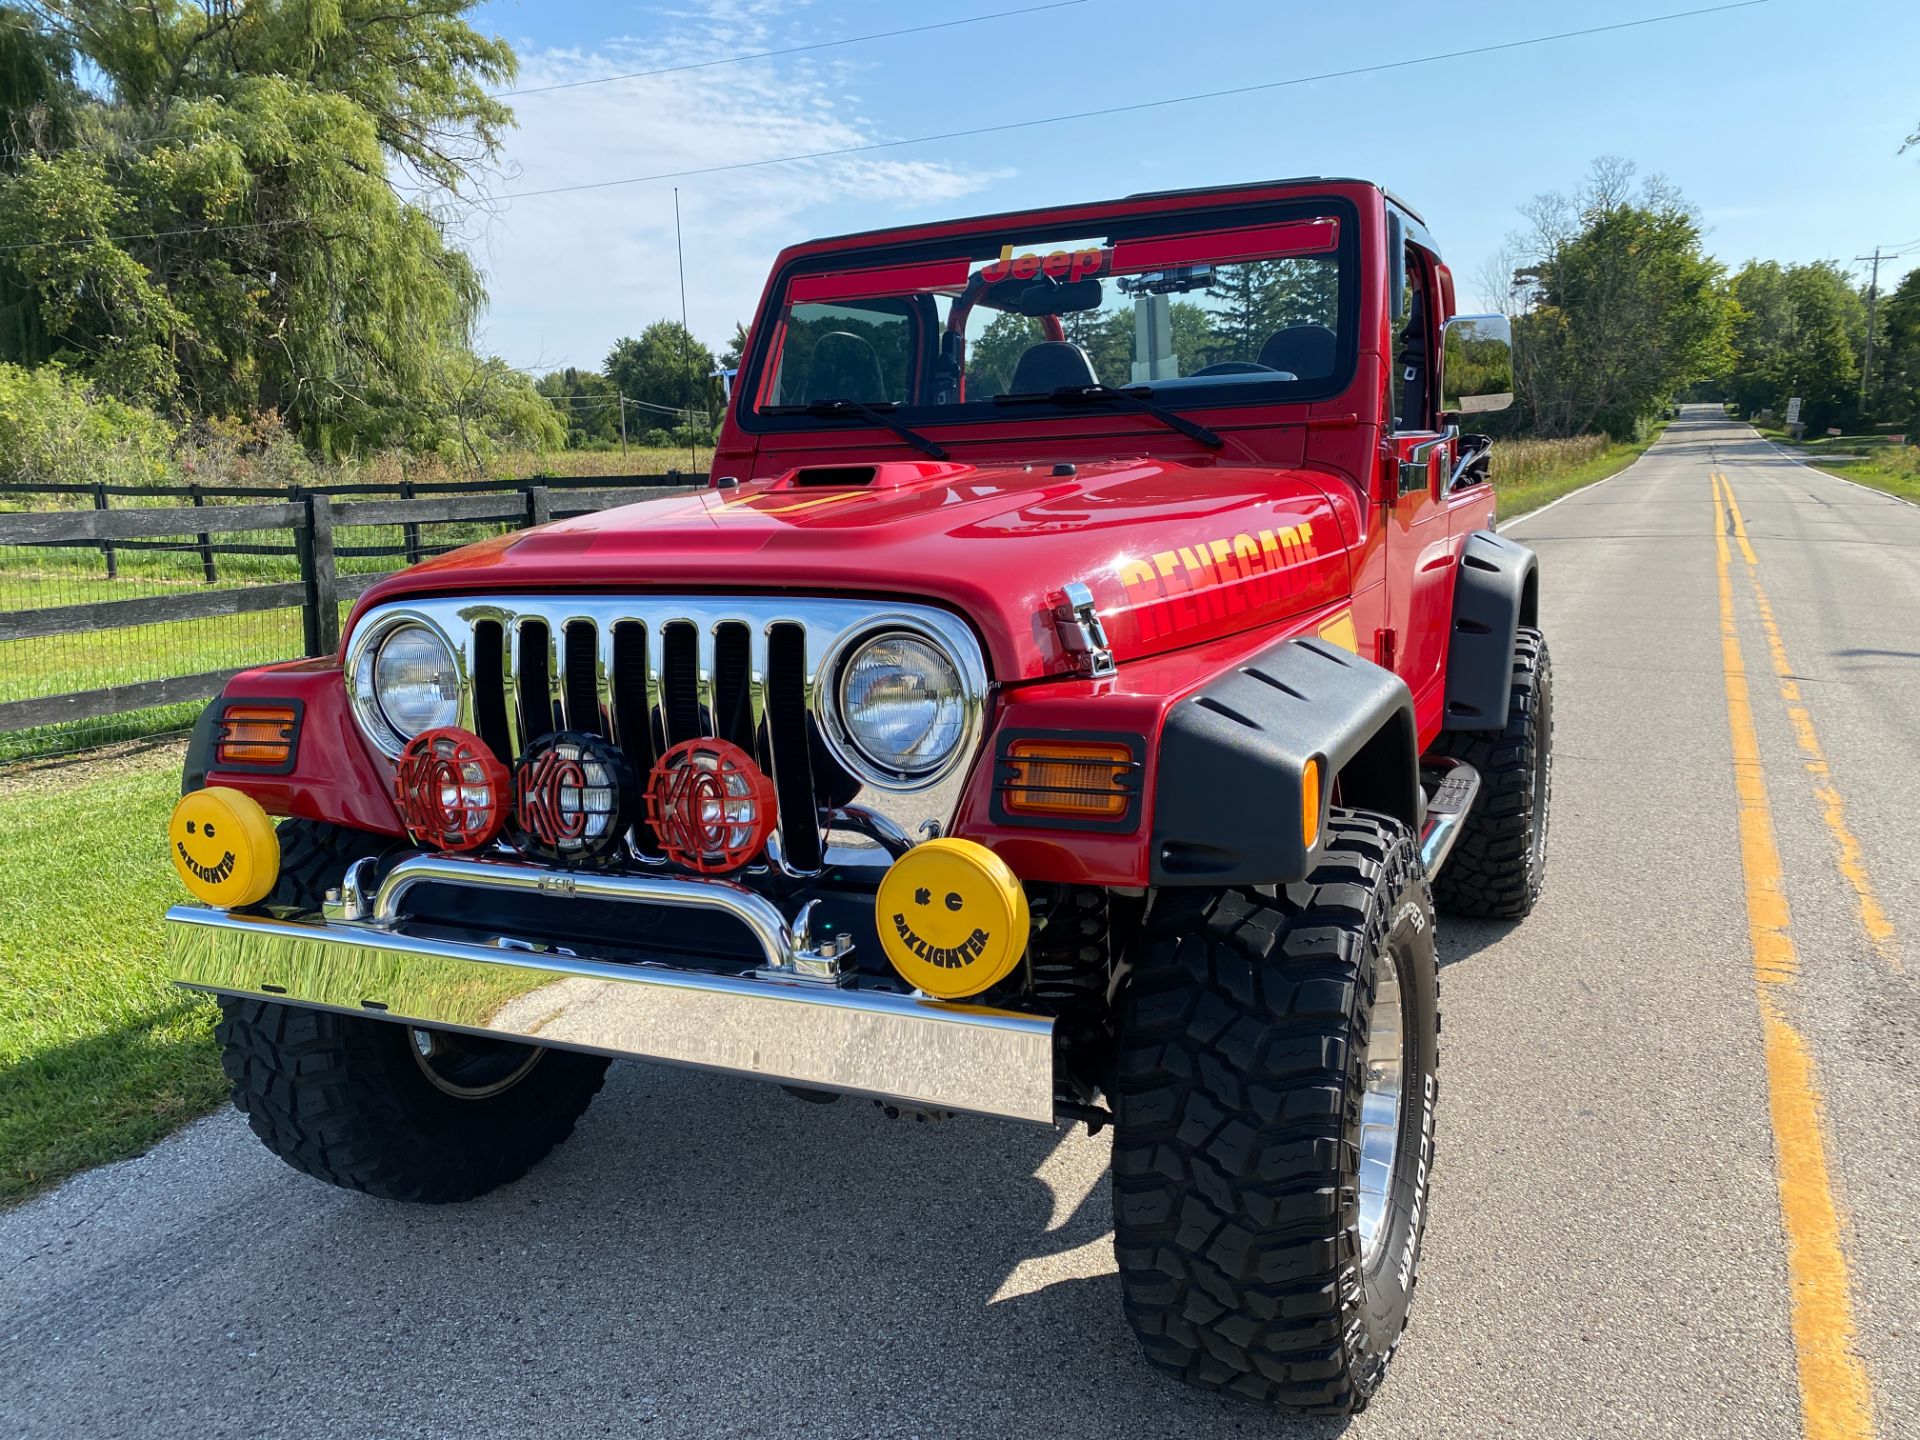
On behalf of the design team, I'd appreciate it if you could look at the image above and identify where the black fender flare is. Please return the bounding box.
[1149,637,1420,886]
[1442,529,1538,731]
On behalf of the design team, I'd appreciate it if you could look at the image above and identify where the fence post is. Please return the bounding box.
[525,485,551,527]
[299,493,341,657]
[189,482,218,583]
[401,477,422,565]
[92,482,117,579]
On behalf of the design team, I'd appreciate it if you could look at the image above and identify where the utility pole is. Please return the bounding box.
[1857,246,1889,413]
[618,394,628,462]
[674,187,698,472]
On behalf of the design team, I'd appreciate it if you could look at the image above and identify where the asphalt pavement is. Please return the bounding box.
[3,408,1915,1438]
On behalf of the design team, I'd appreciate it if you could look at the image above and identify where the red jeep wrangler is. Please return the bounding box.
[166,176,1549,1414]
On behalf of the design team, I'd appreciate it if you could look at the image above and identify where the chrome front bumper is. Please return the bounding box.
[166,858,1056,1124]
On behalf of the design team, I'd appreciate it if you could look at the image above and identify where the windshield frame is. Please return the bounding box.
[735,193,1362,439]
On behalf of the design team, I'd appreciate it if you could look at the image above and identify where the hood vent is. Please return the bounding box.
[791,465,878,487]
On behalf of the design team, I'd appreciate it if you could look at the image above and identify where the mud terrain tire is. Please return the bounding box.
[215,820,609,1203]
[1111,813,1440,1414]
[1428,627,1553,918]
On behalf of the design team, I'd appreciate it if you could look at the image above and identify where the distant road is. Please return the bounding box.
[2,407,1915,1438]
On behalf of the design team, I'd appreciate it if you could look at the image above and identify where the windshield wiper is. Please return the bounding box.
[994,384,1224,450]
[768,398,949,460]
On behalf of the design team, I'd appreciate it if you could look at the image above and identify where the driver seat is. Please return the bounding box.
[805,331,886,404]
[1008,341,1099,394]
[1256,323,1337,380]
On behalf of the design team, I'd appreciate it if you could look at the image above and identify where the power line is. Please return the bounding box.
[0,214,308,254]
[491,0,1091,98]
[489,1,1771,203]
[0,1,1770,256]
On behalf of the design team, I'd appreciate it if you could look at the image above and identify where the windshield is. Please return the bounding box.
[748,209,1350,424]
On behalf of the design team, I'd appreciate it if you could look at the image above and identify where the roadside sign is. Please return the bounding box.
[1785,397,1803,424]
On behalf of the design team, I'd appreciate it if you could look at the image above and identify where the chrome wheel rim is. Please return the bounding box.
[409,1028,544,1100]
[1357,948,1406,1265]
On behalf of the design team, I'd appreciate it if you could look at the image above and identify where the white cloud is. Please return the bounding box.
[464,1,996,372]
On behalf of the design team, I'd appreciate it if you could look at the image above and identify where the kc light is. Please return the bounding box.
[393,727,510,852]
[645,738,778,873]
[836,631,967,783]
[353,619,460,754]
[509,731,637,868]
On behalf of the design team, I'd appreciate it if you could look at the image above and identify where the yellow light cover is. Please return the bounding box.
[1301,757,1322,851]
[875,838,1030,999]
[168,786,281,907]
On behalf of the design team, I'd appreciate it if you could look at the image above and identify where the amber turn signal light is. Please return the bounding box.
[1301,756,1322,851]
[1001,738,1137,820]
[215,704,297,768]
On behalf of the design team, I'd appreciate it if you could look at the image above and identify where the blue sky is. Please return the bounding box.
[464,0,1920,372]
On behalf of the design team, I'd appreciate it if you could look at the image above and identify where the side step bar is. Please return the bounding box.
[1418,759,1482,878]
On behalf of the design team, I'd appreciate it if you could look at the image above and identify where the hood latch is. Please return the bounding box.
[1053,581,1116,678]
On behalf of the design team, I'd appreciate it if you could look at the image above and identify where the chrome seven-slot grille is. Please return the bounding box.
[346,596,989,873]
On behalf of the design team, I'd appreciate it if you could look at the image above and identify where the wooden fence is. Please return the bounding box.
[0,478,700,739]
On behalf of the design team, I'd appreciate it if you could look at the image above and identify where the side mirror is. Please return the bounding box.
[1441,314,1514,414]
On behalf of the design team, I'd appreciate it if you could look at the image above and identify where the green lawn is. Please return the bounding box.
[1493,423,1671,521]
[0,747,227,1200]
[1755,427,1920,503]
[0,743,593,1202]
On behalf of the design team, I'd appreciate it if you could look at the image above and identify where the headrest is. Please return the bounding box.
[1256,323,1338,380]
[1007,341,1099,395]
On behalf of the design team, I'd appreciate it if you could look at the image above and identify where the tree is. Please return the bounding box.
[536,367,619,447]
[605,321,716,423]
[966,312,1042,396]
[1870,268,1920,434]
[416,351,562,465]
[1725,260,1864,432]
[1504,158,1733,436]
[0,1,519,457]
[717,321,750,372]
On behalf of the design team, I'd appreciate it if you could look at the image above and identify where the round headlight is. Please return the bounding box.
[371,624,459,740]
[837,632,966,780]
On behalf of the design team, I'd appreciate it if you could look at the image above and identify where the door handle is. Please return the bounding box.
[1397,426,1459,497]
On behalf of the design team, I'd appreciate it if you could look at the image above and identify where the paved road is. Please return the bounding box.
[4,409,1915,1439]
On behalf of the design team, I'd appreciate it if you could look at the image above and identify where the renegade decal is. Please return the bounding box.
[1317,609,1360,654]
[1117,522,1318,640]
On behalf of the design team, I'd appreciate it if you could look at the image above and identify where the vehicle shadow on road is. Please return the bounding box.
[60,1062,1357,1438]
[1435,915,1520,971]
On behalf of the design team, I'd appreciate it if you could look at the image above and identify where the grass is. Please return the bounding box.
[0,514,534,761]
[0,742,603,1203]
[1491,424,1670,521]
[0,745,227,1201]
[1754,425,1920,504]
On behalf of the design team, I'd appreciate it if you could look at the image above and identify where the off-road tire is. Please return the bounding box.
[215,820,610,1203]
[265,817,390,912]
[1427,627,1553,918]
[1111,813,1440,1414]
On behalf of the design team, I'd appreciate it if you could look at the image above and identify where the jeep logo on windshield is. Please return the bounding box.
[979,245,1110,285]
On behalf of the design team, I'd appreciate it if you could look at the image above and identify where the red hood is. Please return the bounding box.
[353,459,1357,681]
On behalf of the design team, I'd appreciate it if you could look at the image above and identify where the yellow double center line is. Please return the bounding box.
[1715,472,1898,969]
[1710,471,1877,1439]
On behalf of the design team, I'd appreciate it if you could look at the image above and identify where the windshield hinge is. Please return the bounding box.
[1053,581,1116,678]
